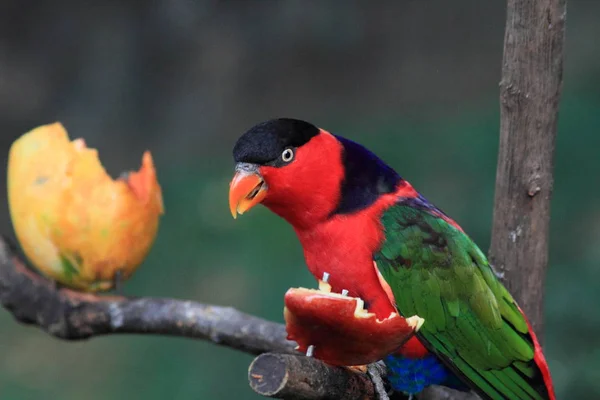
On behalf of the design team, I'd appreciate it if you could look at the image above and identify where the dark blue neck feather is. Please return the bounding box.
[330,135,402,216]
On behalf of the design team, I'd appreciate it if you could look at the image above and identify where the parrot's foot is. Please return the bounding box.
[367,361,392,400]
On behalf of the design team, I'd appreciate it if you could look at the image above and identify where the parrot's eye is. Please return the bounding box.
[281,148,295,163]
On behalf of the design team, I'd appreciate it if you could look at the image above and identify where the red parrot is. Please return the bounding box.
[228,118,555,399]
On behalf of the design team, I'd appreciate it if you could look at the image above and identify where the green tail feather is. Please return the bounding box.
[375,201,551,399]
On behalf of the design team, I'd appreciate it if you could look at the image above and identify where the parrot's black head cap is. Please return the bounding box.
[233,118,319,164]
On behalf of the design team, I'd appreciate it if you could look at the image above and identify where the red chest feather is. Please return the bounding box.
[293,183,417,321]
[297,212,395,318]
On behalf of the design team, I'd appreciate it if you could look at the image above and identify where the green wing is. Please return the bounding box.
[375,202,550,400]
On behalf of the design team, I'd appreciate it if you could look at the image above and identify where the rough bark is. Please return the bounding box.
[0,237,295,355]
[249,353,377,400]
[489,0,567,339]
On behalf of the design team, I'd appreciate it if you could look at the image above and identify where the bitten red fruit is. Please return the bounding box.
[284,287,423,366]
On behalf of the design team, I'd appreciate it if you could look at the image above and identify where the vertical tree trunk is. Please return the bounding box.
[420,1,568,399]
[488,0,567,342]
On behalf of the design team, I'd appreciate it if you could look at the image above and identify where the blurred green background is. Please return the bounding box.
[0,1,598,399]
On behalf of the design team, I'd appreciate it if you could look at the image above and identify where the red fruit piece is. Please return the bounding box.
[284,285,424,366]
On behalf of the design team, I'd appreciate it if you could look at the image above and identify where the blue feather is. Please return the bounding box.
[384,354,470,395]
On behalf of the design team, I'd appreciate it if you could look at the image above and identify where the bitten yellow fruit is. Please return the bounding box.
[7,122,164,291]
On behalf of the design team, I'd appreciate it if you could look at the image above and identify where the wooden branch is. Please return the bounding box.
[489,0,567,339]
[0,236,295,355]
[249,353,377,400]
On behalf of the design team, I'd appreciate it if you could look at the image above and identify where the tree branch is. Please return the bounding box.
[0,236,294,354]
[489,0,567,339]
[249,353,377,400]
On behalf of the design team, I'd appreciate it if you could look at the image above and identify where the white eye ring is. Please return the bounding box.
[281,148,294,162]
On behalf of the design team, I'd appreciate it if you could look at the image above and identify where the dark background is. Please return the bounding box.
[0,2,598,399]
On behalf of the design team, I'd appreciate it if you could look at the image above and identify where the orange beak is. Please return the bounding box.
[229,163,268,219]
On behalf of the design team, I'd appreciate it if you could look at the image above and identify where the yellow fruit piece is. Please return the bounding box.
[7,122,164,291]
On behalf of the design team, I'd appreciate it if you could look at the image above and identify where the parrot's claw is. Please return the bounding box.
[341,289,349,296]
[367,361,391,400]
[306,345,315,357]
[322,272,330,283]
